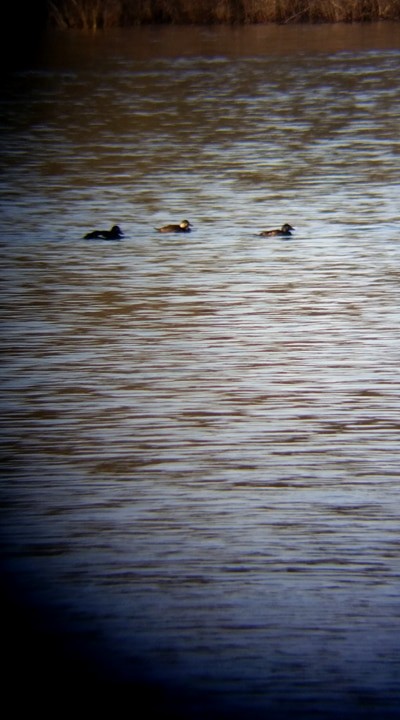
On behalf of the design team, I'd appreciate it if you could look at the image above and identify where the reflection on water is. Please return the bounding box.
[1,24,400,718]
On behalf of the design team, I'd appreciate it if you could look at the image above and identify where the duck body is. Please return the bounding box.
[84,225,124,240]
[156,219,192,233]
[259,223,295,237]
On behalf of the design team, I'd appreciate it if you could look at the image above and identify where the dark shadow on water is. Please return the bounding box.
[2,549,400,720]
[0,567,234,719]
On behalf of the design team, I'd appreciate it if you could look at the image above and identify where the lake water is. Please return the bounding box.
[1,22,400,718]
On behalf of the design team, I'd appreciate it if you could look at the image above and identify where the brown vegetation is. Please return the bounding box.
[47,0,400,29]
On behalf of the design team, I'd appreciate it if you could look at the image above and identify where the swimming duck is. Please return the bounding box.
[84,225,124,240]
[259,223,295,237]
[156,219,192,233]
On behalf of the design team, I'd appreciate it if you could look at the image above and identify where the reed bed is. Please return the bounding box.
[47,0,400,28]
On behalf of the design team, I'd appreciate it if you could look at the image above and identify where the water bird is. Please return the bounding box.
[156,219,192,233]
[259,223,295,237]
[83,225,124,240]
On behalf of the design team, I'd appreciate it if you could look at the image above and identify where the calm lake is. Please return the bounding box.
[1,22,400,718]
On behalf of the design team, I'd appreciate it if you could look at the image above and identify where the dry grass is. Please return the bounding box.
[48,0,122,29]
[47,0,400,28]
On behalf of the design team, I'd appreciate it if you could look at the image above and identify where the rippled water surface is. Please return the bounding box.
[1,24,400,718]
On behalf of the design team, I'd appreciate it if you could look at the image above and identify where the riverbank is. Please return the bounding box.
[47,0,400,30]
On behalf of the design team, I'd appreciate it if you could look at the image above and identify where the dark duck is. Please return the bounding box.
[84,225,124,240]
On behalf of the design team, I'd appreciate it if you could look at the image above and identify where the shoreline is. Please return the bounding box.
[46,1,400,30]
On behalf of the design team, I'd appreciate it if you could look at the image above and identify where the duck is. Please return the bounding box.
[84,225,124,240]
[156,219,192,233]
[259,223,295,237]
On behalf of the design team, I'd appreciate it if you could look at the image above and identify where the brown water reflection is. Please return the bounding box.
[1,23,400,719]
[38,22,400,62]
